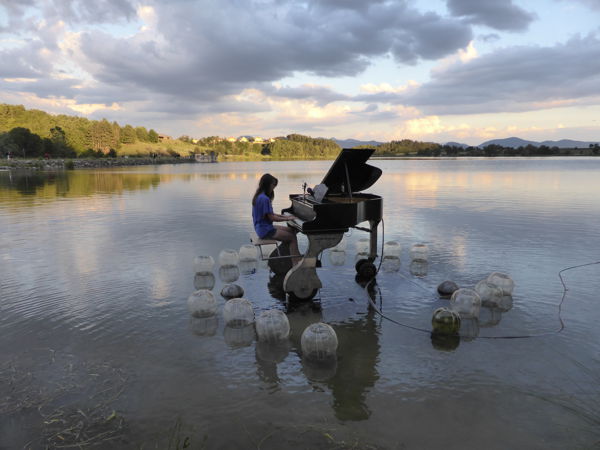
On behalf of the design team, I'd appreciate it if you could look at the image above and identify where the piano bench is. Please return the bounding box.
[249,232,280,261]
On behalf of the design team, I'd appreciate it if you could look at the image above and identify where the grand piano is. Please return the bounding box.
[273,148,383,300]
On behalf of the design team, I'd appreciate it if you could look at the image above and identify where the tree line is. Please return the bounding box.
[0,104,159,158]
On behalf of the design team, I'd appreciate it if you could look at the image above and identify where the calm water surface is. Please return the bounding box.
[1,158,599,449]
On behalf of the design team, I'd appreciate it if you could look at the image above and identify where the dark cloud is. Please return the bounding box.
[74,0,472,106]
[263,84,349,105]
[360,34,600,114]
[447,0,536,31]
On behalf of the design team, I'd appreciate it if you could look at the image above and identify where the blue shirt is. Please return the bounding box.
[253,193,276,239]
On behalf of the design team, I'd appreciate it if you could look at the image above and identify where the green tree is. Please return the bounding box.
[148,129,159,143]
[121,125,137,144]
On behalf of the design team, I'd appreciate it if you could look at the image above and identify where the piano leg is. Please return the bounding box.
[368,219,380,260]
[283,232,344,300]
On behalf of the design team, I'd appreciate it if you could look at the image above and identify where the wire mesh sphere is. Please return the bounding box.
[301,322,338,361]
[410,243,429,261]
[219,264,240,283]
[449,288,482,318]
[382,256,401,272]
[332,236,347,252]
[475,280,503,307]
[189,316,218,336]
[223,297,255,327]
[187,289,217,318]
[329,250,346,266]
[193,255,215,273]
[239,259,258,275]
[239,244,258,262]
[218,249,240,267]
[255,309,290,342]
[486,272,515,295]
[497,295,514,313]
[224,323,255,348]
[431,307,461,335]
[355,238,370,255]
[409,259,428,277]
[193,272,215,290]
[383,241,401,258]
[221,283,244,300]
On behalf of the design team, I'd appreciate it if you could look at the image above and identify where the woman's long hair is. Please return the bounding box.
[252,173,278,205]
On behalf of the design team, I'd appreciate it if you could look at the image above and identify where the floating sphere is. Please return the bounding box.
[223,297,254,327]
[459,317,480,341]
[221,283,244,299]
[255,309,290,342]
[193,272,215,290]
[218,249,240,267]
[239,244,258,262]
[409,259,428,277]
[219,264,240,283]
[410,243,429,261]
[497,295,514,313]
[189,316,218,336]
[329,250,346,266]
[431,307,461,335]
[381,256,401,272]
[450,288,481,318]
[332,236,347,252]
[437,280,459,298]
[383,241,401,258]
[301,322,338,361]
[224,323,255,348]
[239,259,257,275]
[193,255,214,273]
[355,238,370,255]
[487,272,514,295]
[479,306,502,328]
[475,280,503,307]
[187,289,217,318]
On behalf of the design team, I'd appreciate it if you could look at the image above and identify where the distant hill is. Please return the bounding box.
[444,141,470,148]
[478,136,598,148]
[539,139,597,148]
[333,138,383,148]
[479,137,538,148]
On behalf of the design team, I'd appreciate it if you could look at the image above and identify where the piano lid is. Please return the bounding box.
[321,148,382,194]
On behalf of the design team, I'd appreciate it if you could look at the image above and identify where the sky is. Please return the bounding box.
[1,0,600,145]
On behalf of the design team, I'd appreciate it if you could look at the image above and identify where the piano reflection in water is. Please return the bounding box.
[268,148,383,300]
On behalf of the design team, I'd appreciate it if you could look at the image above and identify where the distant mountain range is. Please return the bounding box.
[333,138,383,148]
[334,136,598,149]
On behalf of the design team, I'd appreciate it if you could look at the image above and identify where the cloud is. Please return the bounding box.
[364,34,600,115]
[447,0,536,31]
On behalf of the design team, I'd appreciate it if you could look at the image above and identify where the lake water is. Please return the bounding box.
[1,158,599,449]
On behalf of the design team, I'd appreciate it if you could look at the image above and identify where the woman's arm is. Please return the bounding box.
[267,212,296,222]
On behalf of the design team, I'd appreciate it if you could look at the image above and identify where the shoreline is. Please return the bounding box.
[0,157,200,171]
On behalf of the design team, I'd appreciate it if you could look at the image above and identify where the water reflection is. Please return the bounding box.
[255,340,291,384]
[224,323,255,348]
[326,310,380,421]
[193,272,216,290]
[189,316,218,337]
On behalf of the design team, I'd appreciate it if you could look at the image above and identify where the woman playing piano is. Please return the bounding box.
[252,173,301,264]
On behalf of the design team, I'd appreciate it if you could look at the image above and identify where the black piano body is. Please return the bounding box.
[274,148,383,299]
